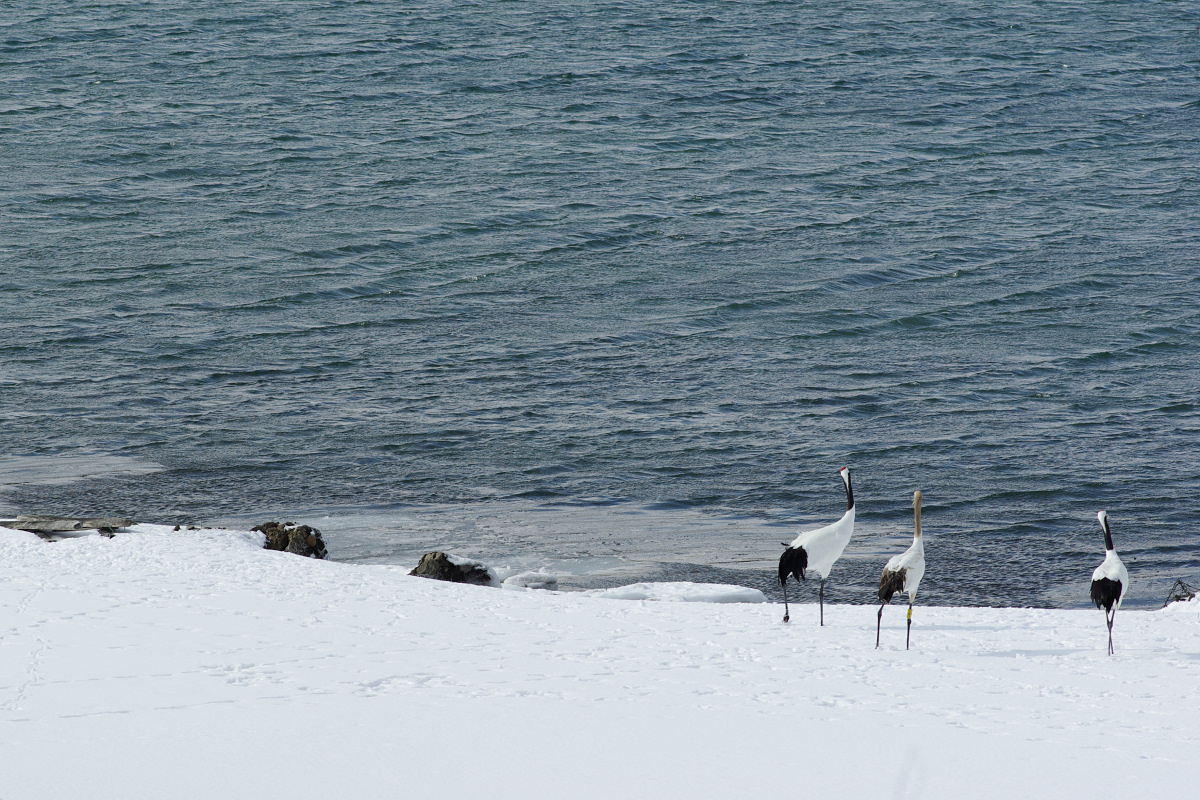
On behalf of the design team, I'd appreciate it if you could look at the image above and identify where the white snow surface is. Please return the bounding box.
[2,524,1199,799]
[1161,592,1200,613]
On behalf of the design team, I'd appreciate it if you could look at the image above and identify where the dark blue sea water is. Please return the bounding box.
[3,0,1198,608]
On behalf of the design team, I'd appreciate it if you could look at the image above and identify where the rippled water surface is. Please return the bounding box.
[3,0,1198,607]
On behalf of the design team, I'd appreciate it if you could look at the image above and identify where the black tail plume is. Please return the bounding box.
[878,569,905,605]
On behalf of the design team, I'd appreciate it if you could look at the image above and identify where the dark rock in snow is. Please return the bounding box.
[254,522,291,551]
[410,551,495,585]
[252,522,328,559]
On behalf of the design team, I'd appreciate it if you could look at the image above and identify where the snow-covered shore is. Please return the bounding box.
[2,524,1197,798]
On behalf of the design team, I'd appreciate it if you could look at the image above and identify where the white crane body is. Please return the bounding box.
[1090,510,1128,655]
[1091,551,1128,608]
[882,537,925,602]
[877,490,925,650]
[787,506,855,580]
[778,467,855,625]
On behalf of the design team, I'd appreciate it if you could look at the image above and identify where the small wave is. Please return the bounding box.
[831,264,957,291]
[296,240,412,260]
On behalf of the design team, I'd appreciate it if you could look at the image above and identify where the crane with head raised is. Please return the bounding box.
[778,466,855,625]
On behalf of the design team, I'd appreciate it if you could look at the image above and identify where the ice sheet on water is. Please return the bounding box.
[0,454,163,491]
[501,569,559,590]
[583,582,767,603]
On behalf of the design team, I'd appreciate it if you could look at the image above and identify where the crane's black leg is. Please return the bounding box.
[1106,609,1114,655]
[819,580,825,627]
[876,604,884,649]
[906,601,912,650]
[782,579,790,624]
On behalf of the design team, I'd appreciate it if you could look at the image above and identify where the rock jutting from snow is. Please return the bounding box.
[409,551,495,585]
[251,522,328,559]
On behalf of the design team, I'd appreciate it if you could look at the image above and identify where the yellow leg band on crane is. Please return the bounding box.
[907,607,913,620]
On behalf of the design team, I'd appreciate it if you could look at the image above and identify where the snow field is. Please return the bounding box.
[1,525,1197,798]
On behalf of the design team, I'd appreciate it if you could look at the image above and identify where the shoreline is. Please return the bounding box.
[6,514,1176,610]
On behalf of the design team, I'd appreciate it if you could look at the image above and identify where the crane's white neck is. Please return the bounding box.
[913,490,923,539]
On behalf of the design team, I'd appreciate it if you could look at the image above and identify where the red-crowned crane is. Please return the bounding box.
[778,467,855,624]
[1090,510,1129,656]
[876,490,925,650]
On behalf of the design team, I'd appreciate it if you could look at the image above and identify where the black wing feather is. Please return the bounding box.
[778,546,808,586]
[878,568,906,604]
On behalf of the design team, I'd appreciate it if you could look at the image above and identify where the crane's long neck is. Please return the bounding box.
[914,499,922,539]
[1102,519,1114,552]
[842,469,854,511]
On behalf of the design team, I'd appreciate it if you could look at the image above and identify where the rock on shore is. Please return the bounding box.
[252,522,328,559]
[409,551,495,585]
